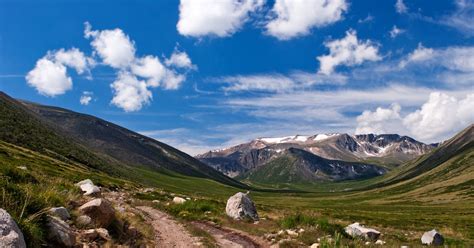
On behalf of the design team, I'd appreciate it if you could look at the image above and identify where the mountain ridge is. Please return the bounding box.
[197,132,436,179]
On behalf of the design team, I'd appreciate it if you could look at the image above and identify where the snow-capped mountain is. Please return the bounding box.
[196,133,436,178]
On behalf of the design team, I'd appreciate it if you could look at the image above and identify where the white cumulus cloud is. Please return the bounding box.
[26,58,72,96]
[177,0,264,37]
[26,48,93,96]
[80,91,93,105]
[165,50,196,70]
[131,55,167,88]
[53,48,94,74]
[85,22,136,69]
[265,0,348,40]
[403,92,474,141]
[355,103,405,135]
[110,72,152,112]
[356,92,474,142]
[317,30,381,75]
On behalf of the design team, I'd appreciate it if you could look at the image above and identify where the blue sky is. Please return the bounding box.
[1,0,473,155]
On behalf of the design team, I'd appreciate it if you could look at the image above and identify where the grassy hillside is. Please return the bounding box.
[0,92,246,188]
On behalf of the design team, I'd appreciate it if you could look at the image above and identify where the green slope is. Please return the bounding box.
[239,148,385,187]
[0,91,246,188]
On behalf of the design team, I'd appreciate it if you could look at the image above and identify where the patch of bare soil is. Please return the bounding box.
[191,221,271,248]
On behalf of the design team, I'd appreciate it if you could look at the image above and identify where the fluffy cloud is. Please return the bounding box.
[26,48,93,96]
[177,0,264,37]
[85,22,136,69]
[131,56,167,87]
[165,50,196,70]
[265,0,348,40]
[355,104,405,135]
[317,30,381,75]
[395,0,408,14]
[389,25,405,38]
[80,91,93,105]
[110,72,152,112]
[26,58,72,96]
[83,23,194,111]
[53,48,94,74]
[403,92,474,141]
[356,92,474,142]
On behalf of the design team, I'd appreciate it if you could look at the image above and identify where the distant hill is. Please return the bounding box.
[0,91,246,188]
[197,133,435,179]
[239,147,386,185]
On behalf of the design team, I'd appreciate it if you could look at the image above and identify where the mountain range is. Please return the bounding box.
[197,133,437,184]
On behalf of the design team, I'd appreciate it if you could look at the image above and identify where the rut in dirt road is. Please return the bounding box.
[191,221,270,248]
[137,206,202,248]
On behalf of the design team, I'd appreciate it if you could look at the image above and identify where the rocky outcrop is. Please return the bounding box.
[46,216,76,247]
[172,197,186,204]
[421,229,444,246]
[0,209,26,248]
[75,179,100,196]
[344,222,380,241]
[78,198,115,228]
[225,192,259,221]
[49,207,70,221]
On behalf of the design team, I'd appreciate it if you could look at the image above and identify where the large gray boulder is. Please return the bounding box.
[78,198,115,228]
[75,179,100,196]
[49,207,70,221]
[225,192,259,221]
[344,222,380,241]
[46,216,76,247]
[421,229,444,246]
[0,209,26,248]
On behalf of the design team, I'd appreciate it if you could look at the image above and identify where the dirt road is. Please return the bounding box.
[137,206,202,248]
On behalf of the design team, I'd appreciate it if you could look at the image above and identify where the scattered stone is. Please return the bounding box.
[0,208,26,248]
[82,228,110,241]
[286,229,298,237]
[278,238,292,245]
[142,188,154,193]
[365,241,371,245]
[75,179,100,196]
[186,197,191,200]
[310,243,320,248]
[78,198,115,228]
[298,228,305,233]
[277,230,285,236]
[152,200,160,204]
[46,216,76,247]
[400,246,409,248]
[375,239,386,245]
[421,229,444,246]
[49,207,70,221]
[344,222,380,241]
[264,233,277,241]
[17,166,27,171]
[172,197,186,204]
[225,192,259,221]
[76,215,92,227]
